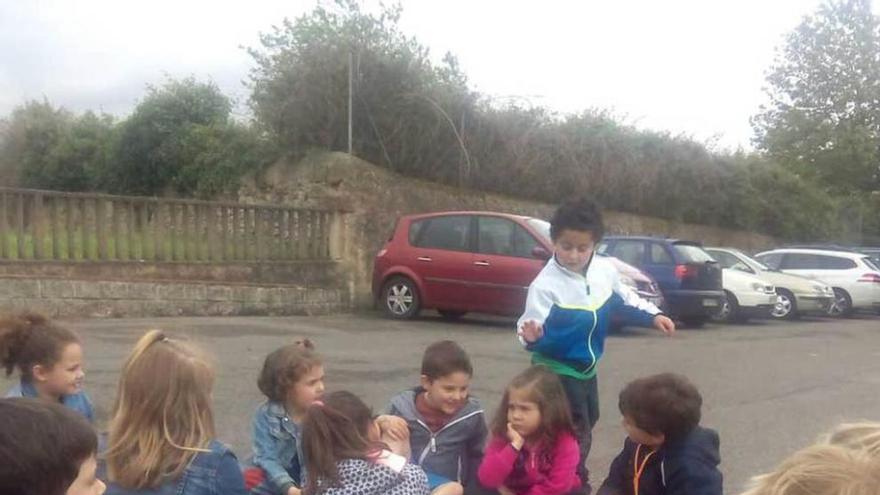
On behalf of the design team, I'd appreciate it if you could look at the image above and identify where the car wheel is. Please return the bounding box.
[438,310,466,320]
[381,276,421,319]
[827,288,853,318]
[680,316,707,328]
[771,289,798,320]
[712,291,740,323]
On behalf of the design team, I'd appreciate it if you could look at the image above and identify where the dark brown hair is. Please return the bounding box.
[258,339,322,402]
[549,196,604,242]
[619,373,702,442]
[0,312,80,379]
[421,340,473,381]
[0,397,98,495]
[491,366,575,447]
[301,391,384,495]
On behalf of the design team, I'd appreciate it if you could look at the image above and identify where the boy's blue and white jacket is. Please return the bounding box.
[517,255,661,379]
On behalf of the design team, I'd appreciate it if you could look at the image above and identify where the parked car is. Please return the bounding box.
[597,236,724,327]
[705,247,834,319]
[711,268,777,323]
[372,212,663,319]
[753,248,880,316]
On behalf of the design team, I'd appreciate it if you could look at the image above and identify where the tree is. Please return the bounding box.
[0,100,113,191]
[247,0,476,184]
[752,0,880,193]
[107,77,232,195]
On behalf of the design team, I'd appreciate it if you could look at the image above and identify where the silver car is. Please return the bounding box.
[705,247,834,319]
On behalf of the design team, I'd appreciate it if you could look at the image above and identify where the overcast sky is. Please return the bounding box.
[0,0,850,150]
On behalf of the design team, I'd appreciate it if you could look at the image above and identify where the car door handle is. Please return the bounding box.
[474,261,490,266]
[417,256,432,262]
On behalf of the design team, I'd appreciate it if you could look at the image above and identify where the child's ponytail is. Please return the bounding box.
[0,312,78,378]
[301,391,383,495]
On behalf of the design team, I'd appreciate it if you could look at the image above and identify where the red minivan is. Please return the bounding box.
[372,211,663,319]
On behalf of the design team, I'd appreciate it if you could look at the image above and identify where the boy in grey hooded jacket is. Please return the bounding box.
[384,341,488,493]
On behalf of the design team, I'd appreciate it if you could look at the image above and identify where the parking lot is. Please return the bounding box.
[3,311,879,493]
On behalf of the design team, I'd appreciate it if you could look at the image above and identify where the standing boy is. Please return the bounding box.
[518,197,675,487]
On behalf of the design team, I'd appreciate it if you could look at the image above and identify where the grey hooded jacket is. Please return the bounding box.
[386,388,488,486]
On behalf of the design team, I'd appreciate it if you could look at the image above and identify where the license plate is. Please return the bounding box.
[703,298,719,307]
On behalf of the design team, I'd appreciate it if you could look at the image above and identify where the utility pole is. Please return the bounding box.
[348,51,353,155]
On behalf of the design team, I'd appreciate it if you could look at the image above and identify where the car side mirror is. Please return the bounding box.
[532,246,552,260]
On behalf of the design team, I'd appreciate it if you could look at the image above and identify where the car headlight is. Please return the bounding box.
[751,282,769,293]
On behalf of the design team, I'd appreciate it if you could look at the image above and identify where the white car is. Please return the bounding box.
[754,248,880,316]
[711,268,777,322]
[706,247,835,319]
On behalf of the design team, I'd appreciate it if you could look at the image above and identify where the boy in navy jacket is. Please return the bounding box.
[598,373,722,495]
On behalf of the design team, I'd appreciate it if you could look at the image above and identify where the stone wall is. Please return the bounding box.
[239,152,782,307]
[0,276,347,318]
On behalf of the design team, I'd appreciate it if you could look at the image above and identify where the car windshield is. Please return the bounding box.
[735,250,771,270]
[527,218,552,243]
[673,243,714,262]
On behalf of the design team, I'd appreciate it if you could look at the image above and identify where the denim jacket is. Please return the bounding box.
[104,440,248,495]
[5,379,95,423]
[251,401,304,494]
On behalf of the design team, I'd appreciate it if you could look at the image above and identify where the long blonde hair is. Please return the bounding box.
[741,421,880,495]
[104,330,215,489]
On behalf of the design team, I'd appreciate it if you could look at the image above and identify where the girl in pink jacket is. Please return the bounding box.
[477,366,581,495]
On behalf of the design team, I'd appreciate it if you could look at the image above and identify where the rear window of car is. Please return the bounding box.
[863,257,880,271]
[672,243,714,263]
[781,253,857,270]
[410,215,471,251]
[408,219,427,245]
[821,255,857,269]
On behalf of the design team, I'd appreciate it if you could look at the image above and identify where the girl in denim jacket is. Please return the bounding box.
[1,312,95,422]
[302,391,429,495]
[102,330,247,495]
[247,340,325,495]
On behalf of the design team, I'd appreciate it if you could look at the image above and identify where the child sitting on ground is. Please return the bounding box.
[1,312,94,422]
[740,421,880,495]
[477,365,581,495]
[597,373,722,495]
[0,397,104,495]
[385,341,487,495]
[302,390,430,495]
[102,329,247,495]
[249,340,325,495]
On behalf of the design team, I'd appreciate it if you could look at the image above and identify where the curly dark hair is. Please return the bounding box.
[619,373,702,442]
[549,196,605,242]
[0,312,79,379]
[257,339,322,402]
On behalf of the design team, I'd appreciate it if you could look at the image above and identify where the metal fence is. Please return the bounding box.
[0,187,341,262]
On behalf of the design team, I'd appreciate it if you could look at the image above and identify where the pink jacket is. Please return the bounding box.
[477,432,581,495]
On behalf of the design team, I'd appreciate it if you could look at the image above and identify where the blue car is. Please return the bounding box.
[598,236,724,327]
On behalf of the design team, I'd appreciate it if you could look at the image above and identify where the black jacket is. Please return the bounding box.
[597,426,722,495]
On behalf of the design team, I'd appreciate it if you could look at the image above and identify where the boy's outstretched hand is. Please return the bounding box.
[519,319,544,343]
[653,314,676,335]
